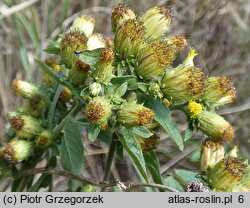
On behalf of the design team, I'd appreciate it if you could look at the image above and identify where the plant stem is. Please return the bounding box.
[22,168,178,192]
[102,135,117,184]
[53,102,81,137]
[48,84,63,128]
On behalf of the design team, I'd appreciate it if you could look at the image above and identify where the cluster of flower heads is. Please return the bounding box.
[0,3,248,192]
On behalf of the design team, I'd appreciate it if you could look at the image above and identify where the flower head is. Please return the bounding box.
[161,66,205,103]
[135,36,187,80]
[61,30,88,68]
[85,96,112,125]
[114,18,145,59]
[187,101,203,119]
[69,59,90,85]
[12,80,40,100]
[207,156,246,191]
[7,112,43,139]
[198,110,235,143]
[35,130,53,149]
[87,33,106,50]
[0,139,34,163]
[117,103,154,127]
[202,76,236,108]
[92,48,115,84]
[200,138,225,172]
[44,58,61,83]
[59,87,72,103]
[185,180,211,192]
[111,3,136,32]
[69,15,95,37]
[142,4,173,42]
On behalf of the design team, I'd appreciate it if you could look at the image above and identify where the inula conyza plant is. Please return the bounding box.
[0,3,249,192]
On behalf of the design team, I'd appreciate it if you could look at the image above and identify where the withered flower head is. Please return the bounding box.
[136,135,160,152]
[185,180,211,192]
[59,87,72,103]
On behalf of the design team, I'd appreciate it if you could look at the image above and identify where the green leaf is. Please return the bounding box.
[174,169,198,186]
[144,97,184,151]
[113,82,128,97]
[75,48,102,66]
[44,46,61,54]
[61,121,84,174]
[87,123,101,142]
[28,174,52,192]
[116,140,124,160]
[143,151,163,184]
[117,63,127,76]
[131,126,153,138]
[120,127,148,182]
[184,124,193,141]
[164,176,184,192]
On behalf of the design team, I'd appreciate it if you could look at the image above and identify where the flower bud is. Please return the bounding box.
[197,110,235,143]
[187,101,203,119]
[0,139,34,163]
[89,82,102,97]
[202,76,236,108]
[69,15,95,37]
[185,180,211,192]
[111,3,136,32]
[161,66,205,103]
[117,103,154,127]
[142,4,173,42]
[136,135,160,152]
[7,112,43,138]
[35,130,53,149]
[85,96,112,125]
[148,82,163,98]
[135,36,187,80]
[69,59,90,85]
[92,48,114,84]
[87,33,106,50]
[59,87,72,103]
[12,80,40,100]
[44,58,61,83]
[207,156,246,191]
[200,138,225,172]
[114,18,145,59]
[61,30,88,68]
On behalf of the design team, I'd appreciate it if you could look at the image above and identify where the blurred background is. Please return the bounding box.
[0,0,250,190]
